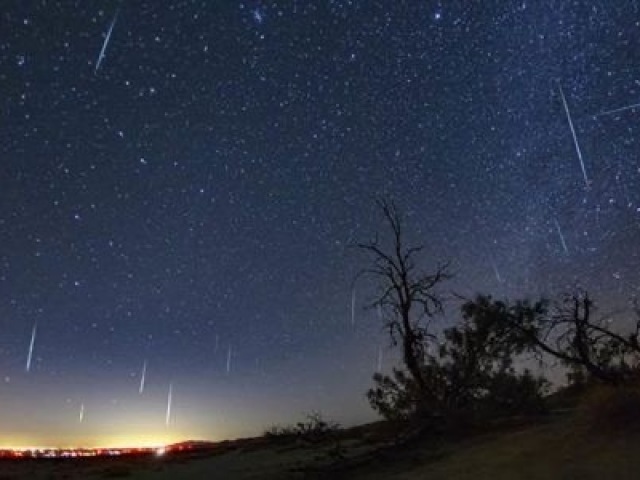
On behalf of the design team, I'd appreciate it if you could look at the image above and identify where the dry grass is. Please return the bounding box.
[342,409,640,480]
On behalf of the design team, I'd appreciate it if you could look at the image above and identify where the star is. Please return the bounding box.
[252,8,264,24]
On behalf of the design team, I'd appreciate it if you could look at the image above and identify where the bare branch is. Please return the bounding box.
[355,198,451,395]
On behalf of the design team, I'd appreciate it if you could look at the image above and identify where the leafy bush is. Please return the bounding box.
[479,369,549,416]
[367,297,550,425]
[367,369,421,422]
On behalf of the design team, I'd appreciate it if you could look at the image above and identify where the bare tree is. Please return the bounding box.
[357,199,450,399]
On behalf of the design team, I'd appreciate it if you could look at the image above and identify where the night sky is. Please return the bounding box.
[2,0,640,447]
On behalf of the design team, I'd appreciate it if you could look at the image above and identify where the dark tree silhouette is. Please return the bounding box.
[367,294,549,422]
[357,199,450,404]
[467,293,640,385]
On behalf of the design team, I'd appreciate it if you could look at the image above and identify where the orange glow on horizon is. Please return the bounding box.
[0,430,215,450]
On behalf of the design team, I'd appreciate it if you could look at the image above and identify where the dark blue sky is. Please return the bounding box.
[1,0,640,446]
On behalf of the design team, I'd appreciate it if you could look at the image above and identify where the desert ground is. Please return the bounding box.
[2,408,639,480]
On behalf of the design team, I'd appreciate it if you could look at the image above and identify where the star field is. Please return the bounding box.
[1,1,640,446]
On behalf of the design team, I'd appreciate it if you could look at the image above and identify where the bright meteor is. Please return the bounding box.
[166,383,173,427]
[593,101,640,118]
[25,323,37,373]
[558,83,589,188]
[95,9,119,73]
[139,360,147,394]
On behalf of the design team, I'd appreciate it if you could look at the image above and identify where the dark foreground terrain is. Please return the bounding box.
[2,411,638,480]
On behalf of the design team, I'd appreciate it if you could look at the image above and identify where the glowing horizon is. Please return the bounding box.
[0,432,200,450]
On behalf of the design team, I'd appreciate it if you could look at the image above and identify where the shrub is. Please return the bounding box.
[480,369,550,416]
[366,369,421,422]
[263,412,340,444]
[263,424,297,438]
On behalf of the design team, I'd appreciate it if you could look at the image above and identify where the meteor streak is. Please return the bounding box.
[554,219,569,254]
[79,403,85,423]
[558,84,589,187]
[226,344,232,374]
[492,261,503,283]
[593,102,640,118]
[349,271,367,326]
[25,323,37,372]
[95,9,119,73]
[139,360,147,394]
[166,383,173,427]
